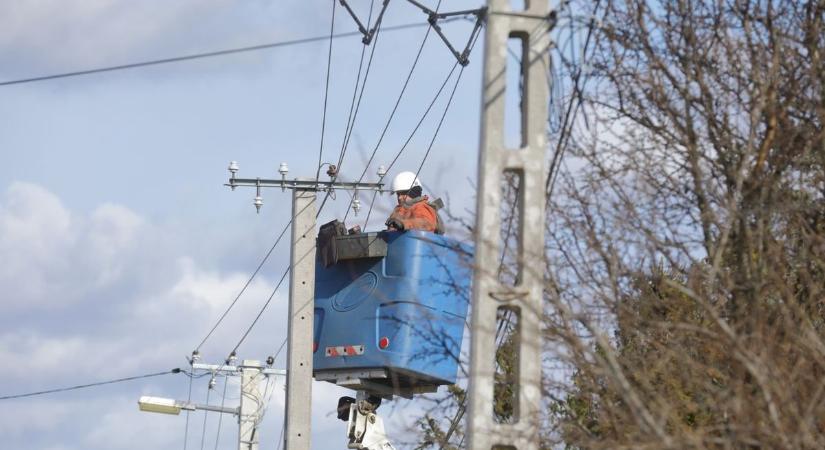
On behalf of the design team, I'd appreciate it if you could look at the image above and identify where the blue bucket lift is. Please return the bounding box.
[313,230,472,398]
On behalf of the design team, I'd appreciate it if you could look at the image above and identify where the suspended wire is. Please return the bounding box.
[272,338,288,364]
[363,16,484,226]
[315,0,338,184]
[212,375,230,450]
[384,63,456,173]
[218,165,331,359]
[276,415,286,450]
[225,188,326,358]
[546,0,603,200]
[361,59,459,227]
[181,369,218,379]
[335,0,377,170]
[183,365,195,450]
[318,0,383,216]
[256,376,274,424]
[412,30,480,182]
[199,385,213,450]
[0,368,181,400]
[213,2,475,359]
[193,216,293,353]
[0,22,438,87]
[342,0,444,224]
[209,0,381,364]
[193,165,329,356]
[228,265,291,357]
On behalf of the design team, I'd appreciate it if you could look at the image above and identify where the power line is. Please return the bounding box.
[361,59,459,227]
[193,213,295,353]
[219,5,382,360]
[342,0,443,224]
[228,265,291,357]
[199,385,213,450]
[211,5,470,360]
[315,0,338,184]
[0,22,435,87]
[318,0,383,216]
[0,368,181,400]
[413,28,482,181]
[383,61,458,175]
[212,377,230,450]
[334,0,378,175]
[546,0,603,200]
[368,18,484,223]
[183,365,195,450]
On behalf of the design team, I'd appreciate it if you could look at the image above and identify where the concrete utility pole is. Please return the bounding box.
[225,164,385,450]
[239,360,265,450]
[468,1,551,449]
[284,186,316,450]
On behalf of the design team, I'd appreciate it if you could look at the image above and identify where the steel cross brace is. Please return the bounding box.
[226,177,385,193]
[405,0,487,66]
[339,0,391,45]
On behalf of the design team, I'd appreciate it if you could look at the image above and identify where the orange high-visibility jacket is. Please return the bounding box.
[388,196,438,232]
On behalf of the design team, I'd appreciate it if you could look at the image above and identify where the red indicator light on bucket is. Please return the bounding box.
[378,337,390,349]
[313,342,318,353]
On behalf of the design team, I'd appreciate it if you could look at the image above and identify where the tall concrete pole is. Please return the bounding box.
[284,187,317,450]
[239,360,264,450]
[468,1,550,449]
[225,169,383,450]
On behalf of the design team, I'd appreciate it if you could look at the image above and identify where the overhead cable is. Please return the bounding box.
[212,377,230,450]
[342,0,444,223]
[0,368,181,400]
[315,0,338,185]
[405,1,487,66]
[193,212,295,353]
[335,0,379,174]
[198,386,212,450]
[227,265,291,358]
[183,363,195,450]
[0,21,436,87]
[412,21,484,179]
[362,59,459,227]
[545,0,603,200]
[340,0,390,45]
[220,2,385,359]
[365,15,483,224]
[318,0,383,216]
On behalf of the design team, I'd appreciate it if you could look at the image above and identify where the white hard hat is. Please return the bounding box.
[390,171,422,193]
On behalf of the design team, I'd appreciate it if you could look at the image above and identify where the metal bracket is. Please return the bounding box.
[340,0,391,45]
[314,369,439,399]
[345,393,396,450]
[406,1,487,66]
[226,177,384,193]
[191,362,286,376]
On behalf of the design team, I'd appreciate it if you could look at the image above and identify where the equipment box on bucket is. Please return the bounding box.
[313,230,472,398]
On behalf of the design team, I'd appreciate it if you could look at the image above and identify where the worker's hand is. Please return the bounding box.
[386,218,405,231]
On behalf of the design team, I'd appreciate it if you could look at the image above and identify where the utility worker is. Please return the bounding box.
[385,171,445,234]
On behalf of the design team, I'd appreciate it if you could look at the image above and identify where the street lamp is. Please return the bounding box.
[138,395,237,416]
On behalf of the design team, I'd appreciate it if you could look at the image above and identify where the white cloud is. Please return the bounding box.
[0,0,318,78]
[0,182,294,449]
[0,181,77,308]
[0,182,155,309]
[0,0,231,68]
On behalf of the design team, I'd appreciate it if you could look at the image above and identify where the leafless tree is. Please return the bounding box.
[546,0,825,448]
[412,0,824,448]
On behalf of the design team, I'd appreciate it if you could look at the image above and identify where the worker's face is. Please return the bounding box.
[396,191,409,205]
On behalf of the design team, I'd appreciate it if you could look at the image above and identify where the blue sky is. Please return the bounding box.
[0,1,487,449]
